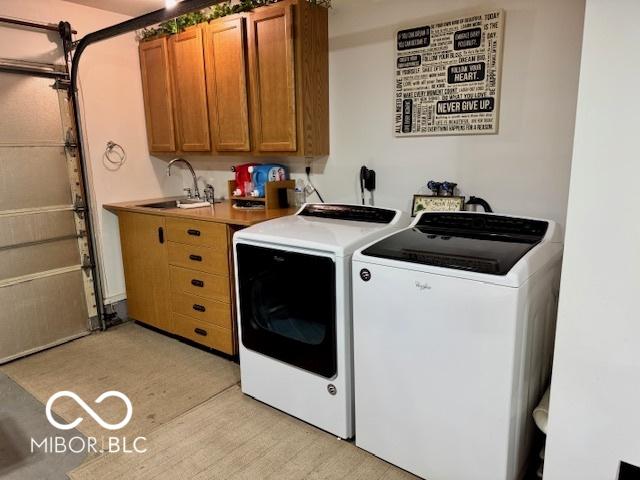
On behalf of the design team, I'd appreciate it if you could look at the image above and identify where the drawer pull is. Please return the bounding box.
[193,304,206,312]
[187,229,201,237]
[189,254,203,262]
[191,279,204,287]
[194,328,208,336]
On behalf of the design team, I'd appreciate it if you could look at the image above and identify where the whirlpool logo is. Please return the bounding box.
[31,390,146,454]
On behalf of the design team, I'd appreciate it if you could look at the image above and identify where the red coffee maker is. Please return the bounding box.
[231,163,258,196]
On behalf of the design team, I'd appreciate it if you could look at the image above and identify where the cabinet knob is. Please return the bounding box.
[193,304,206,312]
[194,328,207,337]
[191,279,204,288]
[187,229,201,237]
[189,254,202,262]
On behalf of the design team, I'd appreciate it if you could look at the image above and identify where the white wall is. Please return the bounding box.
[185,0,585,229]
[544,1,640,478]
[0,0,184,302]
[2,0,585,303]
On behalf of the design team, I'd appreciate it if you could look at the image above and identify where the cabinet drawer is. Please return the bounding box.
[173,312,234,354]
[166,218,227,248]
[167,242,229,275]
[171,291,232,329]
[169,265,230,302]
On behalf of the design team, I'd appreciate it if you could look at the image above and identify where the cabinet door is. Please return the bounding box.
[118,212,172,332]
[139,37,176,152]
[204,17,251,152]
[248,4,297,152]
[169,27,211,152]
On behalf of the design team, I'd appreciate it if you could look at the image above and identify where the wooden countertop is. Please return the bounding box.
[104,197,297,227]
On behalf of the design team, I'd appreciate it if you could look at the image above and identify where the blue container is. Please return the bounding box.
[250,164,288,197]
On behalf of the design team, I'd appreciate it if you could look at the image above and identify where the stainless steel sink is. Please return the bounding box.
[138,198,220,209]
[139,200,180,209]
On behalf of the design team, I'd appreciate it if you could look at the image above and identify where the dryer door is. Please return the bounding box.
[236,243,337,378]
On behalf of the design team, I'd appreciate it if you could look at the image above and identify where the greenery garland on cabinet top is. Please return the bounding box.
[137,0,330,41]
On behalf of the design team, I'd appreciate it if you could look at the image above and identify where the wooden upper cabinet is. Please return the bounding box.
[169,27,211,152]
[139,37,176,153]
[248,0,329,156]
[138,0,328,157]
[204,16,251,152]
[247,4,297,152]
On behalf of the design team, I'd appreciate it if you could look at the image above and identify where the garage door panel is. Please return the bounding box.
[0,146,71,210]
[0,238,81,281]
[0,73,64,144]
[0,270,88,363]
[0,210,77,248]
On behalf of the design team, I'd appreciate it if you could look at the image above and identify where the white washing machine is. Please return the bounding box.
[352,212,563,480]
[233,203,409,439]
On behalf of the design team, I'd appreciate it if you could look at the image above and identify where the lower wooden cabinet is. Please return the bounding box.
[166,217,227,248]
[169,266,231,303]
[118,212,237,355]
[118,212,172,332]
[172,313,234,354]
[171,291,232,329]
[167,242,229,276]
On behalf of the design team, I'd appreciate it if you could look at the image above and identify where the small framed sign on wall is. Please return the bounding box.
[412,195,465,216]
[394,9,505,136]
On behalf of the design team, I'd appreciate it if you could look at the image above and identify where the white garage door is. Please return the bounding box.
[0,65,96,363]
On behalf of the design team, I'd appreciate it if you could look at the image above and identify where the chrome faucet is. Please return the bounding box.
[167,158,201,200]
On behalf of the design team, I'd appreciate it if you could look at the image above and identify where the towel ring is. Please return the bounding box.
[104,141,126,167]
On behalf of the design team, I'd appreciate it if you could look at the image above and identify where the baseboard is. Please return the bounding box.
[104,293,127,304]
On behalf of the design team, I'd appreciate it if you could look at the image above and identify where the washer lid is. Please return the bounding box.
[361,212,548,275]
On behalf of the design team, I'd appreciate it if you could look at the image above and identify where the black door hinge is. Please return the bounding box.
[65,129,78,153]
[73,194,86,218]
[81,254,94,269]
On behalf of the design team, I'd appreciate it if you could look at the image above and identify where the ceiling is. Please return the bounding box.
[63,0,384,17]
[64,0,383,18]
[64,0,378,19]
[64,0,166,17]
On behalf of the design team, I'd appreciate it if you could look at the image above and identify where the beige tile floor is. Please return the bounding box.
[70,385,418,480]
[1,322,240,441]
[2,322,419,480]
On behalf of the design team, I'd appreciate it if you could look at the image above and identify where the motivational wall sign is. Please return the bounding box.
[394,10,504,136]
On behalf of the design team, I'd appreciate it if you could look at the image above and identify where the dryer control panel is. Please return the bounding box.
[299,204,398,224]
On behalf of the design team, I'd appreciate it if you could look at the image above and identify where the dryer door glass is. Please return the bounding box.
[236,243,337,378]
